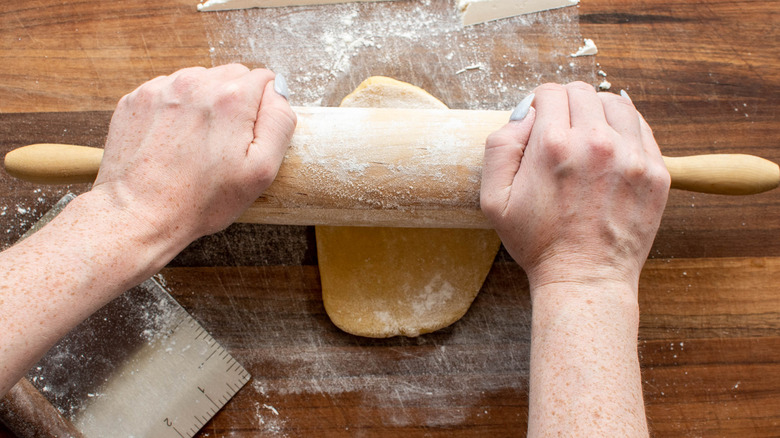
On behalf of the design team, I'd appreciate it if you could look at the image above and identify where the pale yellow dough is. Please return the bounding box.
[339,76,448,110]
[316,76,501,338]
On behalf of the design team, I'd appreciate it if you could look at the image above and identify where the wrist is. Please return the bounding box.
[73,189,186,277]
[529,279,641,339]
[531,280,640,311]
[88,182,194,248]
[524,252,643,300]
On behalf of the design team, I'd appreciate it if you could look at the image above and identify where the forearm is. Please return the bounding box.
[527,281,648,437]
[0,190,182,395]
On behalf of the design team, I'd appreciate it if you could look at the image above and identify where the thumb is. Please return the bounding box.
[247,78,297,189]
[480,98,536,220]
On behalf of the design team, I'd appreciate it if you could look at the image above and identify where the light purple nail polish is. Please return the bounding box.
[274,74,289,100]
[509,93,535,122]
[620,89,631,101]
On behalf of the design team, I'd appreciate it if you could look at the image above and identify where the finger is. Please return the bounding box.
[598,91,642,144]
[164,66,207,84]
[246,79,297,188]
[210,68,276,138]
[233,68,276,108]
[169,65,250,104]
[203,63,251,82]
[480,107,537,219]
[637,111,664,162]
[120,74,169,107]
[565,81,606,129]
[531,83,571,131]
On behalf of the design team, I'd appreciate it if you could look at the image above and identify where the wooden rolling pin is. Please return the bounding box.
[5,107,779,228]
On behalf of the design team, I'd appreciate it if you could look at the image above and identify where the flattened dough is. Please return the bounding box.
[317,76,501,337]
[339,76,448,109]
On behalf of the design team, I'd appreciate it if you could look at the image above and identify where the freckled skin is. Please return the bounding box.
[0,65,296,396]
[3,75,662,437]
[481,82,669,436]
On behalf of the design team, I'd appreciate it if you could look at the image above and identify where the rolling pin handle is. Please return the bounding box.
[663,154,780,195]
[4,143,103,185]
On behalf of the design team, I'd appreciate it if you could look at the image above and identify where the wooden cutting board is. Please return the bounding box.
[1,0,779,436]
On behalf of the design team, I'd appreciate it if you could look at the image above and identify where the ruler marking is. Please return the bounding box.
[155,314,250,438]
[171,318,186,333]
[225,382,237,395]
[149,292,252,438]
[199,349,218,368]
[203,392,220,409]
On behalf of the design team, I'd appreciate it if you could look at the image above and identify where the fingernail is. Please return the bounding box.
[509,93,535,122]
[274,74,289,100]
[620,89,631,101]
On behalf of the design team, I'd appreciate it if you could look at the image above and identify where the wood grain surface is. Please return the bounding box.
[1,0,778,436]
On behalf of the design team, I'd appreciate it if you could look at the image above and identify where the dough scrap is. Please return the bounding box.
[317,76,501,338]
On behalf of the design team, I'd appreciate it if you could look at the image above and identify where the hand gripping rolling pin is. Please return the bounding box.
[5,107,779,228]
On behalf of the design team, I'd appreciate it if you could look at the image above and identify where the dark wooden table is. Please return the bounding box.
[1,0,778,436]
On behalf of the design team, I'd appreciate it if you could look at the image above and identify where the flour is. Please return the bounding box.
[206,0,595,109]
[411,273,456,317]
[1,188,73,249]
[277,106,491,215]
[244,319,529,428]
[199,3,578,432]
[253,401,287,435]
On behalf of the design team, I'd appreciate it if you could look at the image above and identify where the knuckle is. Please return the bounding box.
[650,162,672,189]
[130,82,159,104]
[539,129,571,162]
[601,91,634,111]
[535,82,564,94]
[621,154,671,193]
[225,63,250,74]
[117,93,132,108]
[171,69,205,94]
[485,129,515,150]
[623,154,648,180]
[254,159,279,188]
[214,82,244,109]
[479,192,502,222]
[255,67,274,76]
[584,131,617,161]
[566,81,595,92]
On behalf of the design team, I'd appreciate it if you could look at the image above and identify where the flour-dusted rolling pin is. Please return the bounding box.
[5,107,779,228]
